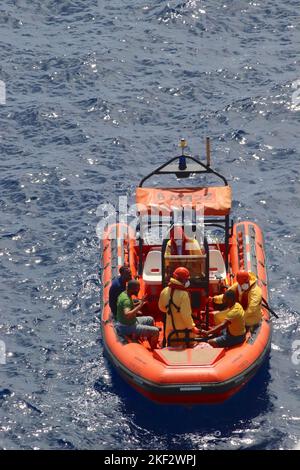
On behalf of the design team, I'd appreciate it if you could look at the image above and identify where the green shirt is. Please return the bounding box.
[116,292,136,326]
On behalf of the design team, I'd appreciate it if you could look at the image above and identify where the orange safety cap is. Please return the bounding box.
[236,270,250,284]
[173,267,190,281]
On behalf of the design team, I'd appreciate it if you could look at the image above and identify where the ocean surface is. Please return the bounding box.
[0,0,300,450]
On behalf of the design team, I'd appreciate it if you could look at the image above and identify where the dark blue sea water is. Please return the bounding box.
[0,0,300,450]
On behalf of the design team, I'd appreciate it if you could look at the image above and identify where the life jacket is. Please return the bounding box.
[168,280,188,291]
[232,273,257,309]
[165,280,190,344]
[167,226,202,255]
[166,288,180,336]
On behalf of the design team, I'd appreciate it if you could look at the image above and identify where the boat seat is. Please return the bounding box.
[143,250,162,284]
[209,249,226,282]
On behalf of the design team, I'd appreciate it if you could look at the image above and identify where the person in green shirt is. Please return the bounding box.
[116,279,159,349]
[202,290,246,348]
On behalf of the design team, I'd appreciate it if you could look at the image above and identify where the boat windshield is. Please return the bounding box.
[140,217,204,247]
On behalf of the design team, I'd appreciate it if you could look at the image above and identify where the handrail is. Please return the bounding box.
[138,155,228,187]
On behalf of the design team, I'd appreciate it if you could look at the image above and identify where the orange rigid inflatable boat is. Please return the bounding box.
[100,139,272,404]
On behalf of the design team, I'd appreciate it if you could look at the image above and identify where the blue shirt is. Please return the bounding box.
[109,276,126,317]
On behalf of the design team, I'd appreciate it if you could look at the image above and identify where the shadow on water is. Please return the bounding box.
[97,354,273,438]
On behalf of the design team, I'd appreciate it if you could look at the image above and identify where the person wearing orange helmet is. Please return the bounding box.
[165,226,204,282]
[212,270,262,329]
[165,226,202,256]
[158,267,200,346]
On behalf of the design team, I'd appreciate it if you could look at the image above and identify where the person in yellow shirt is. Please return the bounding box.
[165,226,202,256]
[158,267,200,346]
[212,271,262,329]
[203,290,246,348]
[165,227,204,283]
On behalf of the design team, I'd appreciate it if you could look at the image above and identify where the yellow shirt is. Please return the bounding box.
[226,303,246,336]
[214,302,245,336]
[158,278,195,344]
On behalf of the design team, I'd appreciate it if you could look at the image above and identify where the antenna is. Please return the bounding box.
[206,137,211,167]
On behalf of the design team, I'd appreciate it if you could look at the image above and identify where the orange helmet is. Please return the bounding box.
[236,271,250,284]
[173,267,190,282]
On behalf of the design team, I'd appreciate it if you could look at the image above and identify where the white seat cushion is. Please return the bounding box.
[143,250,162,284]
[209,249,226,281]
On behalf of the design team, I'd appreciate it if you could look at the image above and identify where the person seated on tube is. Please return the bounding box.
[202,290,246,348]
[165,226,203,256]
[211,270,262,331]
[158,267,202,347]
[115,279,159,349]
[109,264,132,319]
